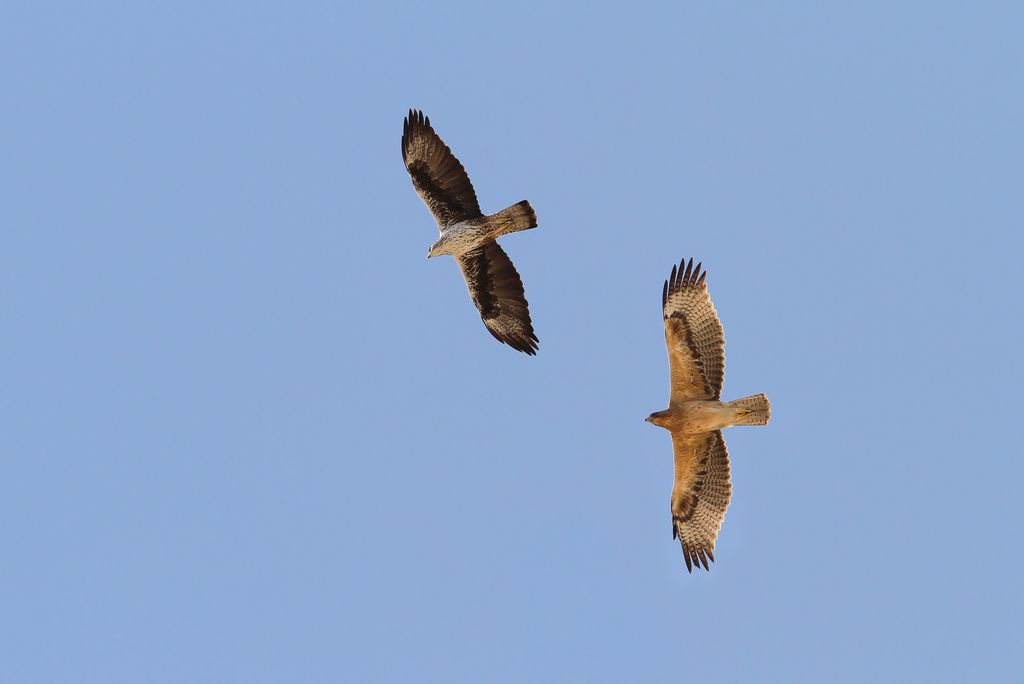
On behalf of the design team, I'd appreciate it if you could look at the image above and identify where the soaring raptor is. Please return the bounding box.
[402,109,539,354]
[645,258,771,572]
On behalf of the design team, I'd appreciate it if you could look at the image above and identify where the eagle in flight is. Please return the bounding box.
[402,109,539,354]
[645,258,771,572]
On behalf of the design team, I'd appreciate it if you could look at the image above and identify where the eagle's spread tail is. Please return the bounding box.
[484,200,537,237]
[729,393,771,426]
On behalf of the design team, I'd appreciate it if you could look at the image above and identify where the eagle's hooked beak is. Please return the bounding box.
[644,415,653,423]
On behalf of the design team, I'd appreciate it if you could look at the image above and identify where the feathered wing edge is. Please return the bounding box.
[670,430,732,573]
[402,109,482,228]
[456,241,539,355]
[662,257,726,402]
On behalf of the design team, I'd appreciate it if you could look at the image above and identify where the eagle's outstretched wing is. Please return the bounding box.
[456,242,538,355]
[670,430,732,572]
[663,258,725,404]
[402,109,482,229]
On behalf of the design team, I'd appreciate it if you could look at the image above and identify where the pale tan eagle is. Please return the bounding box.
[402,109,539,354]
[645,258,771,572]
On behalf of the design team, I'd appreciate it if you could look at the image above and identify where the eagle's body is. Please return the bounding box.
[427,205,533,258]
[428,220,492,257]
[402,109,539,354]
[648,401,747,435]
[646,258,771,573]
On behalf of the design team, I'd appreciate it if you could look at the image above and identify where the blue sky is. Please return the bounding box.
[2,2,1021,682]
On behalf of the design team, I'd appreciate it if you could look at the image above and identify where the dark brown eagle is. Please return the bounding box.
[402,109,539,355]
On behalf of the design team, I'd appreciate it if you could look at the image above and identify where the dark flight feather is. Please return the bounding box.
[402,109,482,228]
[456,242,538,355]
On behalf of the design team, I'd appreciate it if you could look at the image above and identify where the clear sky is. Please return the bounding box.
[2,2,1021,682]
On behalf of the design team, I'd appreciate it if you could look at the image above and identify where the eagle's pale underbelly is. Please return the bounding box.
[440,222,491,256]
[676,401,741,434]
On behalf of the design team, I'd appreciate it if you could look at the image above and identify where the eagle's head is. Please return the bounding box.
[645,410,672,429]
[427,237,449,259]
